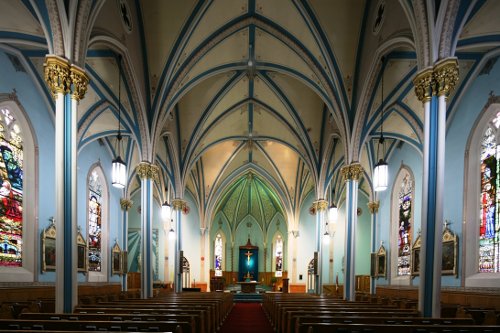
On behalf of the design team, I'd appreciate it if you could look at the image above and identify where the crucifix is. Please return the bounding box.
[245,250,253,266]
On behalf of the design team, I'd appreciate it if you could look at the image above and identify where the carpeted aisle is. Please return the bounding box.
[219,303,274,333]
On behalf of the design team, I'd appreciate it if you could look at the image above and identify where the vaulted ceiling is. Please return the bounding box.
[0,0,498,228]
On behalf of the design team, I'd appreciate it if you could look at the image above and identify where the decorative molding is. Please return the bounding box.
[120,198,133,211]
[413,59,459,103]
[70,65,89,101]
[341,163,363,181]
[136,162,160,182]
[367,201,380,214]
[434,58,459,99]
[172,198,189,214]
[413,67,434,103]
[314,199,328,212]
[44,55,71,98]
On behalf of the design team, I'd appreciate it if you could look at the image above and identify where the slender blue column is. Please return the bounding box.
[341,163,362,301]
[173,199,186,293]
[120,198,132,291]
[46,57,89,313]
[313,200,327,295]
[368,201,379,294]
[136,162,159,298]
[414,59,458,317]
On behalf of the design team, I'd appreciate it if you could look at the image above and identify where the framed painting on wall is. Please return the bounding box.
[375,243,387,278]
[41,219,56,272]
[77,227,87,272]
[111,241,122,276]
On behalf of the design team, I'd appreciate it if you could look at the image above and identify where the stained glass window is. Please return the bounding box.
[275,235,283,277]
[0,107,23,267]
[88,170,102,272]
[397,172,413,276]
[479,124,500,272]
[214,233,222,276]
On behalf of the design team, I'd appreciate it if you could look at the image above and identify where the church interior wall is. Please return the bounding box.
[179,192,201,285]
[296,191,316,285]
[373,139,422,286]
[354,194,371,276]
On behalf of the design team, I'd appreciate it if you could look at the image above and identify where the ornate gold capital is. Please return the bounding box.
[341,163,363,181]
[120,198,133,211]
[44,55,71,98]
[136,162,160,182]
[433,58,459,99]
[413,68,434,103]
[367,201,380,214]
[313,199,329,212]
[70,65,89,101]
[172,199,187,211]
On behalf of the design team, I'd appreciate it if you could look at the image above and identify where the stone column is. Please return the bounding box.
[45,55,89,313]
[367,200,379,294]
[341,163,363,301]
[120,198,133,291]
[312,199,328,295]
[136,162,159,298]
[413,58,458,317]
[172,198,187,292]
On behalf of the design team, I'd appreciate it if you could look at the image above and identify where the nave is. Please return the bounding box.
[0,290,497,332]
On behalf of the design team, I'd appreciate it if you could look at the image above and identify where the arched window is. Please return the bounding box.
[0,97,36,283]
[88,169,103,272]
[307,258,315,292]
[214,233,223,277]
[391,166,414,280]
[182,256,190,288]
[479,123,500,272]
[87,165,108,281]
[465,97,500,287]
[274,235,283,277]
[0,107,23,267]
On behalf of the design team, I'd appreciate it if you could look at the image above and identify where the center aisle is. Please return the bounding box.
[219,303,274,333]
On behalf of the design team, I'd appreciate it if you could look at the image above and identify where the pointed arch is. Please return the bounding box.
[87,162,109,282]
[0,94,37,282]
[390,164,414,284]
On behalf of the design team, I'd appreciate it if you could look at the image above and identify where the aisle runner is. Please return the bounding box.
[219,303,274,333]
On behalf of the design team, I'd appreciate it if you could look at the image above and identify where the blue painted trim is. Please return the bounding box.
[0,31,46,45]
[22,55,54,109]
[447,57,481,118]
[86,50,117,58]
[344,180,354,300]
[452,0,470,43]
[30,1,53,51]
[151,0,208,110]
[146,179,152,296]
[457,34,500,47]
[133,0,152,118]
[466,0,486,25]
[63,94,73,313]
[351,1,370,117]
[297,0,349,112]
[423,96,438,317]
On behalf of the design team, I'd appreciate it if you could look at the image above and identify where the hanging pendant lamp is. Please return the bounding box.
[374,56,388,192]
[112,55,127,189]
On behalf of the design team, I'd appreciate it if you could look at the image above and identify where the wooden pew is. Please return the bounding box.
[299,321,500,333]
[0,318,190,332]
[293,315,475,333]
[75,306,209,333]
[20,312,198,333]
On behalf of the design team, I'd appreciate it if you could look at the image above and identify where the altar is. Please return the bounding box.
[237,281,260,293]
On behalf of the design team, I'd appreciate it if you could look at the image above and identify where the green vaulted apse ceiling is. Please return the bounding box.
[216,173,284,231]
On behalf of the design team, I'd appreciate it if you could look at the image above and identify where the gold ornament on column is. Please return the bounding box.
[44,55,71,98]
[367,201,380,214]
[341,163,363,182]
[136,162,160,182]
[434,58,459,100]
[413,68,434,103]
[70,65,89,101]
[120,198,133,211]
